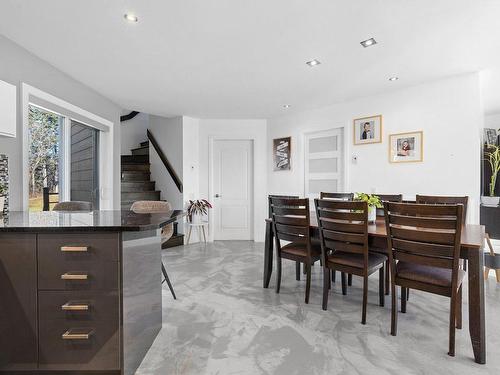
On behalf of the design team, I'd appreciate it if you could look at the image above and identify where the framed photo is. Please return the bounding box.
[389,131,423,163]
[273,137,291,171]
[353,115,382,145]
[484,128,497,145]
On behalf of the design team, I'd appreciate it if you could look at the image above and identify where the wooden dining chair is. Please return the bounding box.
[315,199,387,324]
[384,202,464,356]
[320,192,354,200]
[374,194,403,294]
[268,195,299,218]
[269,197,321,304]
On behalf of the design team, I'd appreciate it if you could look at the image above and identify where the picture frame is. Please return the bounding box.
[353,115,382,145]
[273,136,291,171]
[389,131,423,163]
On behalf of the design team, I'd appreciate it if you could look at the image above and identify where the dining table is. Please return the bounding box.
[263,216,487,364]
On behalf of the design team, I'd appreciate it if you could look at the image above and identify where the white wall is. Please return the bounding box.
[0,35,122,210]
[267,73,483,223]
[485,113,500,130]
[198,119,268,241]
[120,112,149,154]
[148,115,184,216]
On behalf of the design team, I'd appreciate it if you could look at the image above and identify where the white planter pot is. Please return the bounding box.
[368,206,376,222]
[191,213,202,223]
[0,196,4,214]
[481,196,500,207]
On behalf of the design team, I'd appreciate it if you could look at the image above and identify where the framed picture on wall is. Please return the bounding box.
[389,131,423,163]
[353,115,382,145]
[273,136,291,171]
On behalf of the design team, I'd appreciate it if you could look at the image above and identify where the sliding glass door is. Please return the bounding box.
[70,120,99,209]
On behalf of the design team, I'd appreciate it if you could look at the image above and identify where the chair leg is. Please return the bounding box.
[406,289,410,301]
[332,270,336,283]
[322,267,329,310]
[161,262,177,300]
[385,259,390,295]
[328,269,332,290]
[361,275,368,325]
[379,266,385,307]
[305,262,312,304]
[276,255,282,294]
[401,287,407,313]
[341,272,347,295]
[295,261,301,281]
[449,292,457,357]
[391,283,398,336]
[456,284,463,330]
[348,274,353,286]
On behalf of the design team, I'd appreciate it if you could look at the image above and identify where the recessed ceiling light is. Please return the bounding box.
[360,38,377,48]
[389,76,399,81]
[124,13,138,23]
[283,104,291,109]
[306,59,321,67]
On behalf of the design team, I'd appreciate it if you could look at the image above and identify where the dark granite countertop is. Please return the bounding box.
[0,210,185,232]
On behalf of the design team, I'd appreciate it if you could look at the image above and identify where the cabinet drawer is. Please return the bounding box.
[38,317,120,370]
[39,291,119,322]
[38,233,120,290]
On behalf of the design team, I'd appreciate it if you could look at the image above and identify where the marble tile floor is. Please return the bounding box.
[136,241,500,375]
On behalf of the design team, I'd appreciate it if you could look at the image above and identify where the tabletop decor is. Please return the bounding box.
[482,143,500,206]
[389,131,423,163]
[187,199,212,223]
[354,192,382,222]
[353,115,382,145]
[273,136,291,170]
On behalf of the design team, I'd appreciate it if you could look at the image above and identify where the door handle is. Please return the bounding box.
[215,194,221,198]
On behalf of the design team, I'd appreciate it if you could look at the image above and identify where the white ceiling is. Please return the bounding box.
[1,0,500,118]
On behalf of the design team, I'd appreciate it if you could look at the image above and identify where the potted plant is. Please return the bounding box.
[187,199,212,223]
[482,144,500,207]
[354,193,382,223]
[0,182,6,215]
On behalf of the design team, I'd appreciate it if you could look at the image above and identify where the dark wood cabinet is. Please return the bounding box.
[0,233,38,370]
[480,205,500,239]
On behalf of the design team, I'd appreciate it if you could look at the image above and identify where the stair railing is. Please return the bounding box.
[147,129,183,193]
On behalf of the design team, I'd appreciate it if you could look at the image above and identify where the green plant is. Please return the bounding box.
[187,199,212,217]
[0,183,7,196]
[354,192,383,208]
[484,144,500,197]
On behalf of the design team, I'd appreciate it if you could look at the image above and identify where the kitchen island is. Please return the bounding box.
[0,209,184,375]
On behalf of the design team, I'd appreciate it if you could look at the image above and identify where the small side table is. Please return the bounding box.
[186,221,208,244]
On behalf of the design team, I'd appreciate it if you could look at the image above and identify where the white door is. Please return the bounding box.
[212,140,254,240]
[304,128,344,200]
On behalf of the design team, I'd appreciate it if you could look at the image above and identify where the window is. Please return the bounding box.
[304,128,344,199]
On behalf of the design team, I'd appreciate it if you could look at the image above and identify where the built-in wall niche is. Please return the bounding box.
[0,79,16,138]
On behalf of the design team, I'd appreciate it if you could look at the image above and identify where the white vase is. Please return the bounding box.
[481,196,500,207]
[0,196,4,214]
[368,206,376,222]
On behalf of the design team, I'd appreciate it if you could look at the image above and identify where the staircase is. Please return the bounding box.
[121,140,184,248]
[121,140,160,210]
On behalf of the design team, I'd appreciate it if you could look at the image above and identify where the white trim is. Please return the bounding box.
[208,135,258,242]
[21,83,115,210]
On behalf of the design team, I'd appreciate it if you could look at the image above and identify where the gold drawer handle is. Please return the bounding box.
[61,273,88,281]
[61,302,90,311]
[61,246,89,252]
[62,329,94,340]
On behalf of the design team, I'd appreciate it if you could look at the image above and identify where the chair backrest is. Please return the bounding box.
[314,199,369,267]
[384,202,463,288]
[130,200,172,213]
[375,194,403,216]
[416,195,468,224]
[268,195,299,218]
[269,197,311,257]
[52,201,92,211]
[319,192,354,201]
